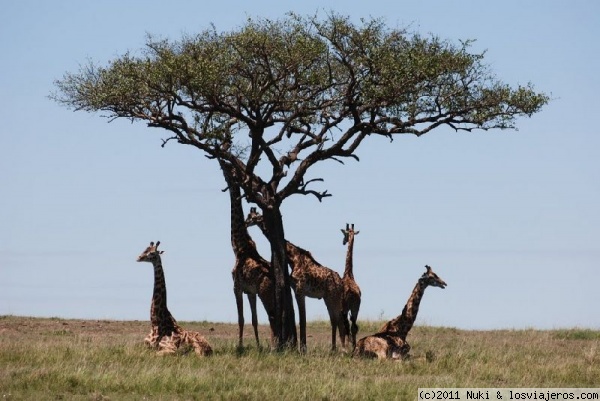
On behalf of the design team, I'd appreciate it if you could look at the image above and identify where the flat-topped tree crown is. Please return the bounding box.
[52,12,548,208]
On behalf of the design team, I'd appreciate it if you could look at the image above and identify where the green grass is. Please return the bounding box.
[0,316,598,400]
[553,328,600,341]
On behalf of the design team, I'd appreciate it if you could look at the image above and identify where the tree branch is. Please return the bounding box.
[295,178,332,202]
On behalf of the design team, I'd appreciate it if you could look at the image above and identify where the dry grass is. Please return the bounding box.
[0,316,598,400]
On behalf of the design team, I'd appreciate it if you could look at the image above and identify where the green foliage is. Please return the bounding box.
[51,13,548,158]
[50,12,550,214]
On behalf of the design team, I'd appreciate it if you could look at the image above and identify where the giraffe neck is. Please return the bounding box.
[388,280,427,340]
[220,161,257,257]
[343,234,355,279]
[286,241,322,272]
[150,257,178,334]
[285,242,300,271]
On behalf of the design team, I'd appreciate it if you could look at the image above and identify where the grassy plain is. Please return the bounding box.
[0,316,598,400]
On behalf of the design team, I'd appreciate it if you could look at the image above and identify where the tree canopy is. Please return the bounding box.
[52,12,548,208]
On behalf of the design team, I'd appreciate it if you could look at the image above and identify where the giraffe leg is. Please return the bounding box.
[144,327,159,349]
[247,293,260,348]
[350,313,359,350]
[258,289,276,349]
[296,293,307,354]
[327,307,339,352]
[188,332,213,357]
[350,304,359,350]
[341,312,351,351]
[327,299,345,352]
[234,285,245,348]
[341,304,349,350]
[267,314,276,349]
[353,335,394,359]
[157,335,178,355]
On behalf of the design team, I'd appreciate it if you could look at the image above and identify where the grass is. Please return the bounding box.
[0,316,598,400]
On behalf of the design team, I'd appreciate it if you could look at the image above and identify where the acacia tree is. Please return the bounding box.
[52,13,548,350]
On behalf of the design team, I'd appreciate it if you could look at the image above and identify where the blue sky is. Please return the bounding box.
[1,1,599,330]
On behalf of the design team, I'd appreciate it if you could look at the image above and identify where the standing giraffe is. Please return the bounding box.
[353,265,446,360]
[136,241,213,356]
[246,208,347,353]
[341,223,361,350]
[219,160,276,349]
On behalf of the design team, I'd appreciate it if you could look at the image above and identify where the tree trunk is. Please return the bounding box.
[262,207,297,350]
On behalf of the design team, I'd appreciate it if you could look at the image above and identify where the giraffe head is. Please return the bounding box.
[137,241,164,263]
[341,223,359,245]
[419,265,447,289]
[245,207,263,228]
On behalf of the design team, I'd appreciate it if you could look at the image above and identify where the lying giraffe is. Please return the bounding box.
[341,223,362,350]
[220,160,275,349]
[353,265,446,360]
[246,208,347,353]
[136,241,213,356]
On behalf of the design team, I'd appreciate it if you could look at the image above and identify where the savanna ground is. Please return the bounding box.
[0,316,598,400]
